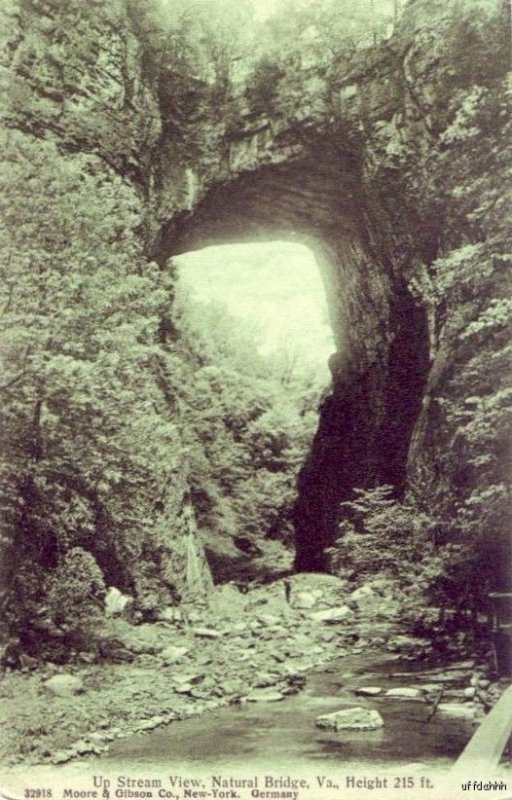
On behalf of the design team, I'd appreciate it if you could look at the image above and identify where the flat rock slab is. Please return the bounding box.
[437,703,476,719]
[246,690,285,702]
[193,628,221,639]
[316,707,384,731]
[355,686,383,696]
[44,674,84,697]
[310,606,354,624]
[385,687,424,699]
[420,683,444,693]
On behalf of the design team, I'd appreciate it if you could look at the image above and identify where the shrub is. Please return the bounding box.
[325,486,432,579]
[45,548,106,652]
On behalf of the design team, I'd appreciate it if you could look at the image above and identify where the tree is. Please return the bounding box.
[0,130,183,652]
[168,285,324,563]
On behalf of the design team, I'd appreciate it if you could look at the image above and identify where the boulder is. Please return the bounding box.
[310,606,354,624]
[355,686,383,696]
[172,673,204,685]
[385,687,424,699]
[157,607,182,624]
[105,587,133,618]
[87,732,107,743]
[348,585,381,613]
[219,681,240,696]
[271,651,286,663]
[70,739,92,755]
[97,638,135,662]
[254,673,279,688]
[135,716,165,730]
[52,751,73,764]
[316,707,384,731]
[214,584,247,614]
[44,674,84,697]
[258,613,281,626]
[294,591,321,609]
[175,684,193,694]
[365,578,396,595]
[105,622,165,655]
[161,645,189,665]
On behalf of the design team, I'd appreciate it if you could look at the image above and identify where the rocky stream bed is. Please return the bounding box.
[0,574,505,772]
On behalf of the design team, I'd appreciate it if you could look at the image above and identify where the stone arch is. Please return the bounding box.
[154,149,431,570]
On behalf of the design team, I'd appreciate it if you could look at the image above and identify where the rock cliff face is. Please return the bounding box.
[1,0,161,179]
[2,0,509,581]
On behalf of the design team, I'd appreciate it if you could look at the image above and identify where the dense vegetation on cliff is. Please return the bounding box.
[325,0,512,643]
[170,286,326,576]
[0,131,185,656]
[0,130,322,657]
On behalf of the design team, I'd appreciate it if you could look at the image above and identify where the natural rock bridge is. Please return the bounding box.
[147,14,437,569]
[3,0,509,579]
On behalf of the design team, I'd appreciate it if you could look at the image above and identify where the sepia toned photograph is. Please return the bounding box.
[0,0,510,797]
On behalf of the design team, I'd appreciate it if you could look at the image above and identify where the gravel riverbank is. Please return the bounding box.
[0,574,497,769]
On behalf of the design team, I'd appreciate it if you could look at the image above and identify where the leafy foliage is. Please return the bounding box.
[326,486,495,651]
[342,0,512,638]
[325,486,432,578]
[44,548,106,655]
[169,289,325,565]
[0,130,184,652]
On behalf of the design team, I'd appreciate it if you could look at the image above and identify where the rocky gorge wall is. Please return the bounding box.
[1,0,510,596]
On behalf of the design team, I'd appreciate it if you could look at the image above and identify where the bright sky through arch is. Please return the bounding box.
[175,242,335,381]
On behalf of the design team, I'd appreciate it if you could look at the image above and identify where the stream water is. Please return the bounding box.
[102,652,474,773]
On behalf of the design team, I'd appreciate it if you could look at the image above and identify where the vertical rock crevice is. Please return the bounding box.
[293,277,431,571]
